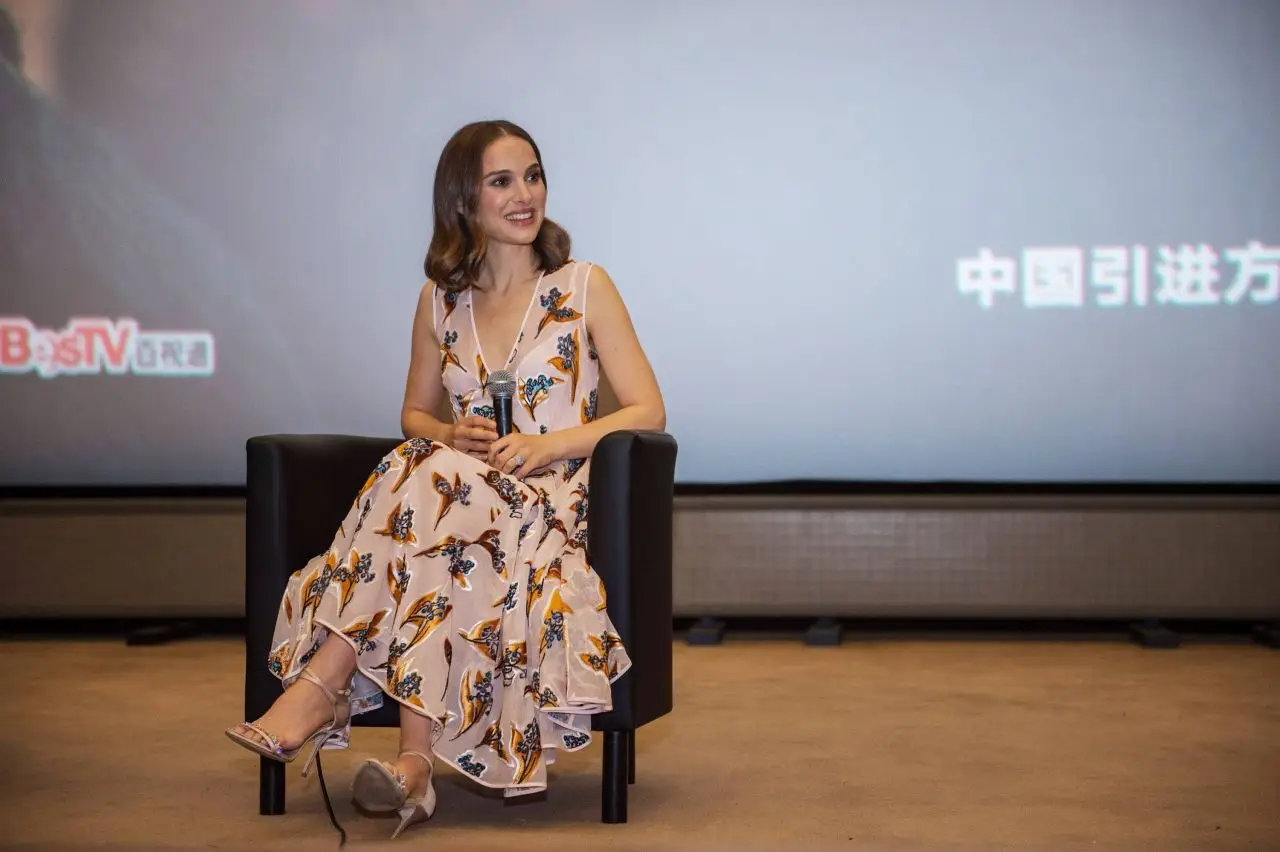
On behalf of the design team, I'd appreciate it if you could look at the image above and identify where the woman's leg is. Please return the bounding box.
[390,704,436,795]
[235,632,357,749]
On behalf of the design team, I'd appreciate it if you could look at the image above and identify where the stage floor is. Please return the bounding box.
[1,634,1277,851]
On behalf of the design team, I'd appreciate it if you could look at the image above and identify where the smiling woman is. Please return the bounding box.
[225,118,665,840]
[424,120,570,296]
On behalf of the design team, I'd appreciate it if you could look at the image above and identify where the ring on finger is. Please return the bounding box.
[513,454,526,468]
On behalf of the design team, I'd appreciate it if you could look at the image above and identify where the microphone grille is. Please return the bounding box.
[486,369,517,398]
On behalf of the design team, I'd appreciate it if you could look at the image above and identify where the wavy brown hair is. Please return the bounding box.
[424,120,571,293]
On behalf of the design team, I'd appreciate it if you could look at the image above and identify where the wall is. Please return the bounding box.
[4,494,1277,620]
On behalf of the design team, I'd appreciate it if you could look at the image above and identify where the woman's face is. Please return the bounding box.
[473,135,546,246]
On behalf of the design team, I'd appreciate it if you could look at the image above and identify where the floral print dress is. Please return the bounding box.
[267,260,630,796]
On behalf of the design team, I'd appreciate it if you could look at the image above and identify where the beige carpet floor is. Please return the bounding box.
[0,635,1277,851]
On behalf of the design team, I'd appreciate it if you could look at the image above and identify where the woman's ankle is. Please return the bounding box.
[397,749,433,776]
[391,750,433,797]
[302,634,359,692]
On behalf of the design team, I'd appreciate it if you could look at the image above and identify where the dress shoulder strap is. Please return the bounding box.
[575,261,594,320]
[429,280,462,341]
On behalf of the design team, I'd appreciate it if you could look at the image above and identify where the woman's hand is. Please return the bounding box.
[450,415,499,461]
[488,432,563,479]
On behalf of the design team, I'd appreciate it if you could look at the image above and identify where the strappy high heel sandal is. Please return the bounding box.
[351,750,437,839]
[224,668,352,778]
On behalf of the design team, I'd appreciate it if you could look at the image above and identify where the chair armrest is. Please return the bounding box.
[243,433,401,718]
[587,430,678,722]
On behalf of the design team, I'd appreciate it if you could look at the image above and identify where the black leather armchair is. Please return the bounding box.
[242,430,677,823]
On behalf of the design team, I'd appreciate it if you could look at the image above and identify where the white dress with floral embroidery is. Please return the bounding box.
[267,260,628,795]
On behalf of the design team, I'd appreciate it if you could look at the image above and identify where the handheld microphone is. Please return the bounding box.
[486,369,517,438]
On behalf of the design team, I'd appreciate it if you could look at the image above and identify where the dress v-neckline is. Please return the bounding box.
[469,270,545,376]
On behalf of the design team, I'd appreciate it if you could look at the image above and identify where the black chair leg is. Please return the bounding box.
[601,730,629,823]
[260,757,286,815]
[627,729,636,784]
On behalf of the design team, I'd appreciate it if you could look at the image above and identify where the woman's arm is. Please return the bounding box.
[400,283,456,444]
[549,264,667,460]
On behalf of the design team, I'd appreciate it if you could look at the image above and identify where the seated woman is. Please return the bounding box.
[226,119,666,839]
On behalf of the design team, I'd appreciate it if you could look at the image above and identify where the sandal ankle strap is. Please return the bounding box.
[399,749,433,767]
[297,668,351,707]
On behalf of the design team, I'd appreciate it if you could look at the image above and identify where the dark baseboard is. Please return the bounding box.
[0,615,1270,647]
[672,616,1271,644]
[0,616,245,642]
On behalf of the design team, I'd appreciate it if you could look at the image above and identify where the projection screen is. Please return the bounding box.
[2,0,1278,487]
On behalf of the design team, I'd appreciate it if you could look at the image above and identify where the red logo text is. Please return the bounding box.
[0,318,216,378]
